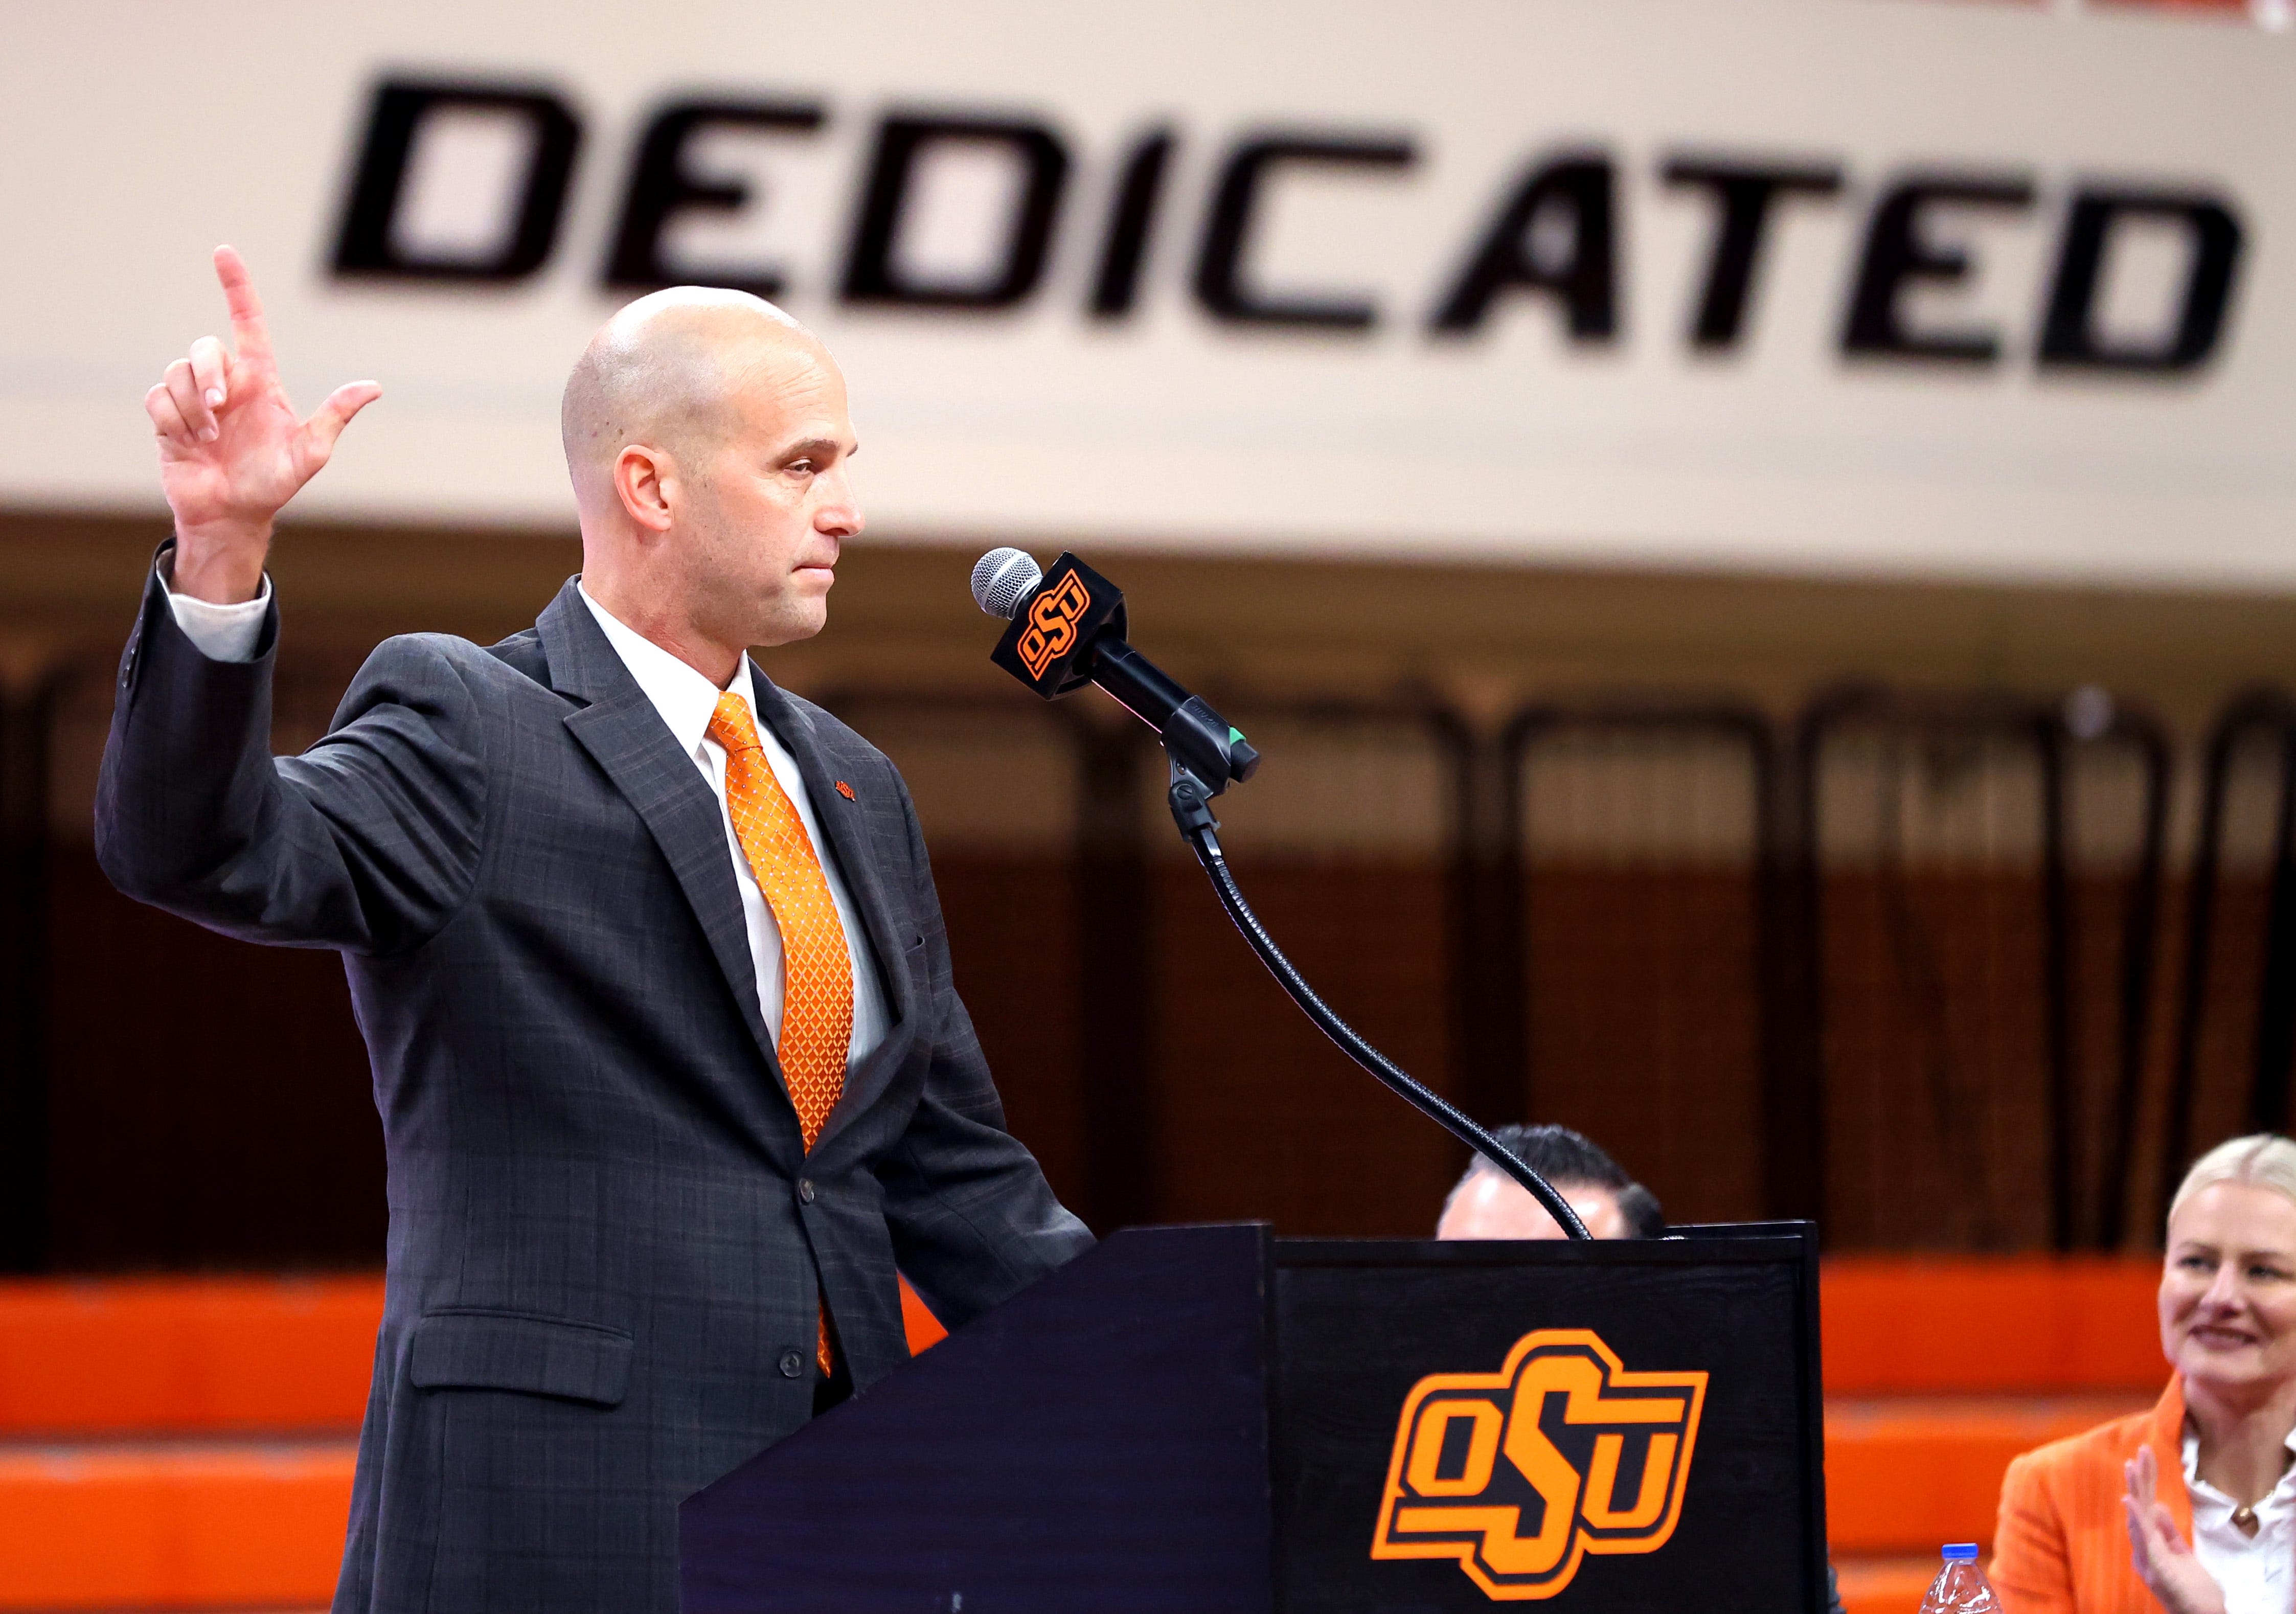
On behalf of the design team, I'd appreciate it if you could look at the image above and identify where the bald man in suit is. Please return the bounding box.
[102,249,1092,1613]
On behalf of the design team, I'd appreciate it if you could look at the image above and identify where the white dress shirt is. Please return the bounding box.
[161,569,889,1076]
[2184,1426,2296,1614]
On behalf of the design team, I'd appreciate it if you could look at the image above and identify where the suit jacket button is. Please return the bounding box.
[797,1178,815,1205]
[779,1350,806,1379]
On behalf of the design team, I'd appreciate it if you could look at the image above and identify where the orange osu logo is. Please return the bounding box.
[1371,1329,1707,1601]
[1015,571,1091,680]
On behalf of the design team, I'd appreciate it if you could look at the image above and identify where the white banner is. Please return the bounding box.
[2,0,2289,585]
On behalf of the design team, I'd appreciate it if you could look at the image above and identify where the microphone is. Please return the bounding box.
[971,548,1259,793]
[969,548,1043,621]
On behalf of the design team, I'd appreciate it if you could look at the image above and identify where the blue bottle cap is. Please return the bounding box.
[1943,1544,1980,1561]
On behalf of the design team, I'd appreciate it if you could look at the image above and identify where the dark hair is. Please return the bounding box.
[1610,1183,1668,1240]
[1457,1123,1666,1238]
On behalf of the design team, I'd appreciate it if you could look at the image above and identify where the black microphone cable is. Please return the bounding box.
[1166,770,1592,1242]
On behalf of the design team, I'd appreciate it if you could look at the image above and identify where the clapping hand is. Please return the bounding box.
[143,246,380,603]
[2124,1445,2228,1614]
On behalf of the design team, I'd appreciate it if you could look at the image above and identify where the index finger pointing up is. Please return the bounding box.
[212,245,274,370]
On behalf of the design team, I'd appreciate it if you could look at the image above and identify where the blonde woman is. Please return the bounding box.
[1994,1134,2296,1614]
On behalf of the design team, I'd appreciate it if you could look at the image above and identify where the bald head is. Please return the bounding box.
[560,286,819,508]
[561,285,863,686]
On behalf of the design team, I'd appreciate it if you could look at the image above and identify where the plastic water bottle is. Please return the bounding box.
[1919,1543,1999,1612]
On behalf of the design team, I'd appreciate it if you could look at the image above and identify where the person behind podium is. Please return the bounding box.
[101,248,1092,1614]
[1435,1123,1664,1240]
[1993,1134,2296,1614]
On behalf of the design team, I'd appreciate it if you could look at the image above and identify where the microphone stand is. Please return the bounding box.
[1165,760,1592,1242]
[975,547,1587,1241]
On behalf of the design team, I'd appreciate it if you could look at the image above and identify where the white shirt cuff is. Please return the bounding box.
[161,567,272,663]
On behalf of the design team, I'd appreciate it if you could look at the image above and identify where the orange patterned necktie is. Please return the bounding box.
[708,692,854,1376]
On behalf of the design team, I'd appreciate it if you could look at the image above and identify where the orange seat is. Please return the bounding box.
[1825,1395,2152,1554]
[1823,1258,2164,1610]
[0,1440,354,1608]
[0,1277,381,1435]
[1823,1258,2162,1395]
[1837,1557,1946,1614]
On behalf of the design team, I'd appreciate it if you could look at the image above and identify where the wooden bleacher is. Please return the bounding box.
[0,1259,2158,1611]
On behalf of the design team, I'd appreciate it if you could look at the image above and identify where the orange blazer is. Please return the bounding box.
[1992,1377,2191,1614]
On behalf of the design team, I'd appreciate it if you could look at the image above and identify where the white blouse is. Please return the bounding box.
[2183,1427,2296,1614]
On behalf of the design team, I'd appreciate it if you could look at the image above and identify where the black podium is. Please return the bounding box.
[681,1221,1828,1612]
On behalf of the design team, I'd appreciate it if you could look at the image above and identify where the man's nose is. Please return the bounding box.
[816,467,864,538]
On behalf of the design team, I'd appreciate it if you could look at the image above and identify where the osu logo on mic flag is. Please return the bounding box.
[1370,1329,1708,1601]
[1015,570,1092,680]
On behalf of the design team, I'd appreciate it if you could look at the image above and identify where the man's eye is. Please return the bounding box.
[2180,1255,2215,1271]
[2250,1264,2291,1282]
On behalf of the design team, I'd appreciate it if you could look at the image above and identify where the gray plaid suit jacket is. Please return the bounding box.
[95,555,1093,1613]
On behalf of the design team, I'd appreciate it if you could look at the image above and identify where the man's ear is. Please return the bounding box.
[613,444,677,534]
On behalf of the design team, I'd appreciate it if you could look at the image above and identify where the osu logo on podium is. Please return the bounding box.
[1015,570,1092,680]
[1371,1329,1708,1601]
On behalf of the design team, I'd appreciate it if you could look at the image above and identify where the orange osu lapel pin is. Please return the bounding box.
[834,781,855,801]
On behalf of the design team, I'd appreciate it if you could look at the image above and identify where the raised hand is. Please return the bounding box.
[2123,1446,2227,1614]
[143,246,381,603]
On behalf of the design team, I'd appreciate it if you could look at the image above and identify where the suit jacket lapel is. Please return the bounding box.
[2149,1375,2195,1541]
[537,584,795,1159]
[752,666,921,1147]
